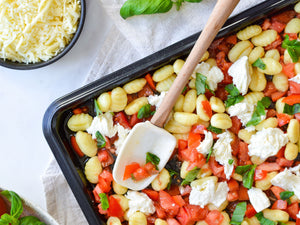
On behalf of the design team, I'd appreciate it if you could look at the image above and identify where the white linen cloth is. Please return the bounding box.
[42,0,266,224]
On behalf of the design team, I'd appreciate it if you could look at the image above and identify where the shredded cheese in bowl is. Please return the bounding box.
[0,0,81,64]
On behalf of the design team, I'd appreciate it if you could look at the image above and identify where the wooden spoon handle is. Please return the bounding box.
[151,0,240,127]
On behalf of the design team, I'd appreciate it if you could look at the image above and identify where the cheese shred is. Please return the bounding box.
[0,0,81,63]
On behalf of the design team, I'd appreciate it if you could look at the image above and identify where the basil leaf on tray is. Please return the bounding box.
[94,99,102,116]
[282,34,300,63]
[255,212,276,225]
[246,97,271,127]
[230,202,247,225]
[181,167,200,186]
[146,152,160,169]
[207,124,222,134]
[235,165,256,189]
[252,58,266,70]
[1,191,23,219]
[196,73,214,95]
[280,191,294,200]
[95,131,106,148]
[283,103,300,115]
[99,193,109,210]
[138,104,153,119]
[224,84,244,107]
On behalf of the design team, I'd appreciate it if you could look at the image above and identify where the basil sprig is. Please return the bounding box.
[230,202,247,225]
[137,104,154,119]
[181,167,200,186]
[94,99,102,116]
[225,84,244,107]
[280,191,294,200]
[283,103,300,115]
[235,165,257,189]
[120,0,202,19]
[196,73,214,95]
[207,124,222,134]
[0,190,46,225]
[95,131,106,148]
[255,212,276,225]
[252,58,266,70]
[99,193,109,210]
[206,147,213,163]
[282,34,300,63]
[246,97,271,127]
[228,159,234,165]
[146,152,160,170]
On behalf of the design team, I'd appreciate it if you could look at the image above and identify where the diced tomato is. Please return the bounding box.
[137,83,154,97]
[272,200,288,210]
[267,109,277,118]
[167,185,180,196]
[166,218,181,225]
[145,73,156,91]
[98,202,108,215]
[215,85,229,101]
[179,185,192,196]
[93,184,102,203]
[114,112,131,129]
[129,113,143,127]
[72,108,83,114]
[271,91,287,102]
[285,33,298,40]
[100,170,113,183]
[107,196,124,218]
[282,63,296,78]
[97,170,113,193]
[225,35,237,45]
[172,195,186,207]
[239,186,249,201]
[104,136,111,149]
[70,136,84,157]
[229,116,242,135]
[97,150,114,167]
[188,132,201,150]
[262,18,271,30]
[143,162,158,175]
[254,169,268,181]
[191,124,207,134]
[265,34,282,51]
[201,100,212,118]
[154,202,166,219]
[209,157,226,179]
[264,82,277,97]
[227,179,239,192]
[276,147,285,158]
[178,139,188,150]
[205,210,224,225]
[271,186,285,199]
[276,157,293,167]
[270,20,286,33]
[176,207,194,225]
[178,147,191,162]
[272,10,296,24]
[231,135,240,156]
[142,189,159,201]
[216,52,233,84]
[256,162,281,172]
[147,216,156,224]
[238,141,250,165]
[245,204,257,218]
[227,191,239,202]
[287,202,299,220]
[185,204,208,221]
[159,190,180,217]
[297,218,300,225]
[186,151,206,171]
[289,81,300,94]
[123,162,140,180]
[283,94,300,105]
[132,167,150,181]
[277,113,291,127]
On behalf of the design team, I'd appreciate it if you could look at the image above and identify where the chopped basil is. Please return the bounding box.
[252,58,266,70]
[94,99,102,116]
[224,84,244,107]
[255,212,276,225]
[19,216,46,225]
[167,169,178,190]
[283,103,300,115]
[181,167,200,186]
[146,152,160,170]
[99,193,109,210]
[278,222,288,225]
[280,191,294,200]
[95,131,106,148]
[230,202,247,225]
[181,86,187,94]
[196,73,214,95]
[228,159,234,165]
[282,34,300,63]
[235,165,256,189]
[137,104,153,119]
[207,124,222,134]
[246,97,271,127]
[206,147,213,163]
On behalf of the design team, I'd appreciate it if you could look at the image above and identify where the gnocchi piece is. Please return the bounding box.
[205,58,217,67]
[249,68,267,92]
[112,180,128,195]
[151,168,170,191]
[180,161,191,179]
[84,156,102,184]
[265,49,280,61]
[251,155,264,165]
[237,25,262,41]
[196,95,210,121]
[284,142,298,161]
[75,131,97,157]
[207,200,229,211]
[242,91,264,104]
[155,219,168,225]
[275,97,285,114]
[111,195,129,212]
[263,209,289,222]
[283,49,293,64]
[251,29,277,47]
[107,217,122,225]
[248,46,265,64]
[173,133,189,147]
[129,212,147,225]
[153,65,174,82]
[287,119,300,143]
[244,216,260,225]
[285,18,300,34]
[220,212,230,225]
[67,113,93,132]
[164,118,191,134]
[255,171,278,190]
[210,113,232,129]
[257,58,282,75]
[272,73,288,92]
[228,40,253,62]
[200,51,210,62]
[295,62,300,74]
[183,89,197,113]
[156,75,176,92]
[124,97,148,115]
[195,221,209,225]
[97,92,111,112]
[123,78,147,94]
[210,96,225,113]
[255,118,278,131]
[174,94,185,112]
[173,59,185,75]
[110,87,128,112]
[173,112,200,126]
[241,221,249,225]
[295,1,300,13]
[188,78,196,89]
[238,129,256,144]
[196,163,212,178]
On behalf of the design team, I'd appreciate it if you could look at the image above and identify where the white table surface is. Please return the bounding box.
[0,0,113,211]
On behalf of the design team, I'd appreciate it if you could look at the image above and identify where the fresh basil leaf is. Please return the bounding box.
[235,165,253,175]
[228,159,234,165]
[181,167,200,186]
[206,147,213,163]
[181,86,187,94]
[252,58,266,70]
[146,152,160,169]
[1,191,23,219]
[95,131,106,148]
[230,202,247,225]
[282,35,300,63]
[195,73,214,95]
[280,191,294,200]
[255,212,276,225]
[0,214,19,225]
[99,193,109,210]
[225,84,240,96]
[185,0,202,2]
[137,104,153,119]
[94,99,102,116]
[120,0,173,19]
[242,165,256,189]
[19,216,46,225]
[167,169,178,190]
[246,97,271,127]
[225,84,244,107]
[283,103,300,115]
[175,0,183,10]
[207,124,222,134]
[278,222,288,225]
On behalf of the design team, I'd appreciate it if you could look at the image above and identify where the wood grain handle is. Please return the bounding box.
[151,0,240,127]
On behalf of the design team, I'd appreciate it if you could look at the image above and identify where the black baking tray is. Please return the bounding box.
[42,1,299,224]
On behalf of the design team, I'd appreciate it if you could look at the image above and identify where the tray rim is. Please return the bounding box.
[42,1,299,224]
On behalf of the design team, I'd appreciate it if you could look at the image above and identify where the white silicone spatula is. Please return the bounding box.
[113,0,240,190]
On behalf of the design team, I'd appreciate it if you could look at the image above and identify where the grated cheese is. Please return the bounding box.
[0,0,81,63]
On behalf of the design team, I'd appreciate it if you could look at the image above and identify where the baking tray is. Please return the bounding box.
[42,1,299,224]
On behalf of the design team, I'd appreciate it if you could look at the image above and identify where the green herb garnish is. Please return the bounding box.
[196,73,214,95]
[146,152,160,170]
[230,202,247,225]
[181,86,187,94]
[167,169,178,190]
[95,131,106,148]
[206,147,213,163]
[252,58,266,70]
[255,212,276,225]
[207,124,222,134]
[228,159,234,165]
[235,165,257,189]
[137,104,153,119]
[283,103,300,115]
[246,97,271,127]
[225,84,244,107]
[280,191,294,200]
[282,34,300,63]
[181,167,200,186]
[94,99,102,116]
[99,193,109,210]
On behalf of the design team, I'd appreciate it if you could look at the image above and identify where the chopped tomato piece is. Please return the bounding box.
[172,195,186,208]
[137,83,154,97]
[107,196,124,218]
[276,147,285,158]
[114,112,131,129]
[129,113,143,127]
[205,210,224,225]
[178,139,188,150]
[159,190,180,217]
[285,33,298,40]
[267,109,277,118]
[283,94,300,105]
[72,108,83,114]
[264,82,277,97]
[70,136,84,157]
[272,200,288,210]
[261,18,271,30]
[93,184,102,203]
[184,204,208,221]
[225,35,237,45]
[287,202,299,220]
[227,191,239,202]
[272,10,296,24]
[271,91,286,102]
[188,132,201,150]
[98,202,108,215]
[229,116,242,135]
[265,34,282,51]
[256,162,281,172]
[277,113,291,127]
[282,63,296,78]
[289,81,300,94]
[97,150,114,167]
[145,73,156,90]
[209,157,226,179]
[227,179,239,192]
[215,85,229,101]
[297,218,300,225]
[201,100,212,118]
[176,207,194,225]
[271,186,285,199]
[154,202,166,219]
[245,204,257,218]
[239,186,249,201]
[142,189,159,201]
[186,150,206,171]
[191,124,207,134]
[238,141,250,165]
[132,167,150,181]
[276,157,293,167]
[167,185,180,196]
[254,169,268,181]
[179,185,192,196]
[143,162,158,175]
[231,135,240,156]
[270,20,286,33]
[123,162,140,180]
[166,218,181,225]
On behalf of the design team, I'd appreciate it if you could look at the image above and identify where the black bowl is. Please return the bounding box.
[0,0,86,70]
